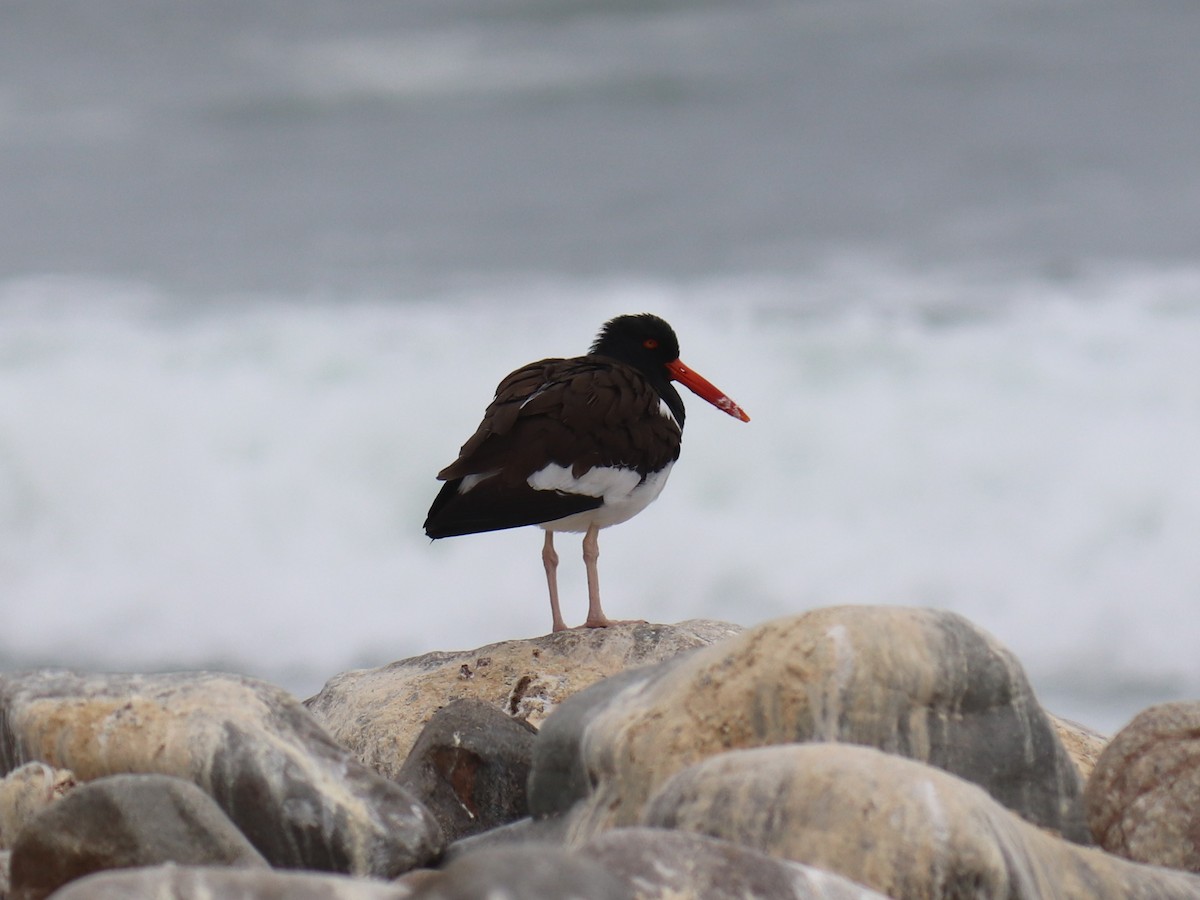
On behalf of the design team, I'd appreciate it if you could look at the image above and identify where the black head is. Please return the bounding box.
[587,313,751,428]
[589,313,686,425]
[589,313,681,372]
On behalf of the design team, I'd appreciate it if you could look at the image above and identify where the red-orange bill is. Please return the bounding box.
[666,359,751,422]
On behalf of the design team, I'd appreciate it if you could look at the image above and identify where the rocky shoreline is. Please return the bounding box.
[1,606,1198,899]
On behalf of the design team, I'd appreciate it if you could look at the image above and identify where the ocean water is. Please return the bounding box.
[2,0,1200,734]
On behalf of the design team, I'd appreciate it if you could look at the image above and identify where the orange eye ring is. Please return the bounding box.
[643,338,659,350]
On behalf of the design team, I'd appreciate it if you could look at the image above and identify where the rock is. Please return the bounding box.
[530,607,1087,841]
[8,774,267,900]
[398,698,538,842]
[409,846,632,900]
[528,666,660,819]
[642,744,1200,900]
[0,669,443,877]
[305,620,740,779]
[583,827,891,899]
[1049,713,1109,784]
[439,814,573,865]
[46,864,415,900]
[0,762,75,849]
[1086,701,1200,872]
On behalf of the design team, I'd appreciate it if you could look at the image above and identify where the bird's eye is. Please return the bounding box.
[643,338,659,350]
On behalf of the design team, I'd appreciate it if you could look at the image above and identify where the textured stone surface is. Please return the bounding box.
[305,620,741,779]
[409,846,632,900]
[528,666,660,819]
[584,827,891,899]
[8,774,267,900]
[0,670,443,877]
[643,744,1200,900]
[48,864,415,900]
[398,698,538,842]
[1050,713,1109,784]
[439,813,573,865]
[0,762,75,849]
[1086,701,1200,871]
[532,607,1087,840]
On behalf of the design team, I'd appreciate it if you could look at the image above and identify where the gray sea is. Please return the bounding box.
[2,0,1199,733]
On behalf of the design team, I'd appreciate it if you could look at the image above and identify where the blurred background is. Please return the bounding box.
[1,0,1198,732]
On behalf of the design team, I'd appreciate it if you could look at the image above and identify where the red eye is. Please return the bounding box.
[643,338,659,350]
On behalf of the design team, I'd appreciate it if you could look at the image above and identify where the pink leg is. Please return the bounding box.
[582,522,611,628]
[543,531,568,633]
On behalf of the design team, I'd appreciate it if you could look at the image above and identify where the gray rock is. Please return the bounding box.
[398,698,538,842]
[8,774,266,900]
[529,665,664,818]
[0,670,443,877]
[583,827,891,899]
[46,863,415,900]
[643,744,1200,900]
[0,762,76,849]
[1086,701,1200,872]
[306,620,741,779]
[440,815,573,864]
[531,607,1087,841]
[410,846,632,900]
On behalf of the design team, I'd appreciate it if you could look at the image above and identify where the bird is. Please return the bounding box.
[424,313,749,633]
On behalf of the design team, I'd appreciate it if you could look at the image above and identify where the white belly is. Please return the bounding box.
[529,461,675,533]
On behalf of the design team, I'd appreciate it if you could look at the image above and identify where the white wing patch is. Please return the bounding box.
[527,462,641,500]
[458,471,499,493]
[529,461,675,532]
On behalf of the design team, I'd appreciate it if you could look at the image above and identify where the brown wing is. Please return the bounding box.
[424,356,682,537]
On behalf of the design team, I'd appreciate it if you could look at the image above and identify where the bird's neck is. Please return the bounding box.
[658,380,687,429]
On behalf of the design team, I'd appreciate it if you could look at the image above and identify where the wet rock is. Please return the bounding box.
[305,620,741,780]
[409,845,632,900]
[1086,701,1200,872]
[8,773,267,900]
[47,864,415,900]
[0,669,443,877]
[583,827,891,899]
[0,762,75,849]
[398,698,538,842]
[531,607,1087,841]
[643,744,1200,900]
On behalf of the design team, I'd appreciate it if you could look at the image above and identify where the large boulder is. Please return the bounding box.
[0,670,443,877]
[305,620,740,779]
[46,864,415,900]
[643,744,1200,899]
[0,763,75,849]
[583,827,890,899]
[398,698,538,842]
[530,606,1087,841]
[408,846,632,900]
[1086,701,1200,872]
[8,774,267,900]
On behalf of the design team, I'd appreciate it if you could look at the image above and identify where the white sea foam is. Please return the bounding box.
[1,264,1198,731]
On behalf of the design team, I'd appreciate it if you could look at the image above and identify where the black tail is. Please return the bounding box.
[423,475,602,538]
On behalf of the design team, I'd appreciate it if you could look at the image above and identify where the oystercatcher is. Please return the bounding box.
[424,313,749,632]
